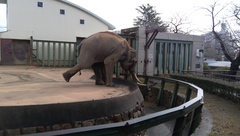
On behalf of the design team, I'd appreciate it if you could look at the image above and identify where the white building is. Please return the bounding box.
[0,0,115,65]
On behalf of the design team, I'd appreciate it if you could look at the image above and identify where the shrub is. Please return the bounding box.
[170,74,240,103]
[203,63,211,70]
[215,66,230,70]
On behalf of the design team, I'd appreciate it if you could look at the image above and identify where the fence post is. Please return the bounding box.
[68,43,71,67]
[188,104,203,135]
[53,42,56,67]
[64,43,66,67]
[171,83,179,108]
[29,36,33,65]
[58,43,61,66]
[42,42,44,66]
[115,62,120,78]
[74,43,78,65]
[47,42,50,66]
[173,115,187,136]
[185,87,192,102]
[157,79,165,106]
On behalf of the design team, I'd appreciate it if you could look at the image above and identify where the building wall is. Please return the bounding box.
[1,0,110,42]
[137,27,204,75]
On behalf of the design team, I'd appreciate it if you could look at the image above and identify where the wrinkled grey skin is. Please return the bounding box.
[77,46,106,85]
[63,31,141,87]
[92,62,106,85]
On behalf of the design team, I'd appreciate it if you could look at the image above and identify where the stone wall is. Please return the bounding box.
[0,102,145,136]
[139,85,193,127]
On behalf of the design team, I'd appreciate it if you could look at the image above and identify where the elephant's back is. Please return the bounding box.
[80,32,127,54]
[82,32,124,45]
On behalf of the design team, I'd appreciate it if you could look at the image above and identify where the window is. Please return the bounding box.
[37,2,43,7]
[80,19,85,24]
[60,9,65,15]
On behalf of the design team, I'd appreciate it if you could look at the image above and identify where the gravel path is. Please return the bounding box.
[203,91,240,136]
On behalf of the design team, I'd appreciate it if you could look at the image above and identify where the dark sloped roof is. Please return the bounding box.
[60,0,115,30]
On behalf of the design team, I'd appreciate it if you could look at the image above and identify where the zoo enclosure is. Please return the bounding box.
[32,40,77,67]
[154,40,193,75]
[30,75,204,136]
[31,31,200,77]
[31,34,137,68]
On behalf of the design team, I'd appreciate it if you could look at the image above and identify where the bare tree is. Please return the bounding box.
[168,13,192,34]
[203,1,240,75]
[234,4,240,25]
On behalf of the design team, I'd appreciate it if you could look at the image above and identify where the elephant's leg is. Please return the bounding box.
[104,54,121,87]
[99,62,106,83]
[92,63,105,85]
[63,64,82,82]
[104,63,115,87]
[63,58,94,82]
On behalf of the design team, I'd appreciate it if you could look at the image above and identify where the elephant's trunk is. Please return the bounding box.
[131,72,142,84]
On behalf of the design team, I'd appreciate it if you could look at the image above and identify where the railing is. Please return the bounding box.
[32,40,78,67]
[182,70,240,83]
[28,76,204,136]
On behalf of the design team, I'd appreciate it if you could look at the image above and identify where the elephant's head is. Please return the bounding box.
[120,48,141,83]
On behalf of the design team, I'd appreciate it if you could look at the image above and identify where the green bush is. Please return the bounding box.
[215,66,230,70]
[170,74,240,103]
[203,63,211,70]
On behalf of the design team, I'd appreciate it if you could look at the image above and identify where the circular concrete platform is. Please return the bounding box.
[0,66,144,130]
[0,81,130,106]
[0,67,131,106]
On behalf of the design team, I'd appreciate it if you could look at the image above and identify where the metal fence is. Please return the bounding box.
[182,70,240,83]
[154,40,193,75]
[28,76,204,136]
[32,40,77,67]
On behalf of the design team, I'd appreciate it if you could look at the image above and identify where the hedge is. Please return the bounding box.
[170,74,240,103]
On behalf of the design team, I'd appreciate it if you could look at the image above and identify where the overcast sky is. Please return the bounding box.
[68,0,239,35]
[0,0,239,34]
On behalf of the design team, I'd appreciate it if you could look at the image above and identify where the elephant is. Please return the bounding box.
[91,62,106,85]
[77,43,106,85]
[62,31,141,87]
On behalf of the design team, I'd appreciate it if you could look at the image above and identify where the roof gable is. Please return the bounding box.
[59,0,115,30]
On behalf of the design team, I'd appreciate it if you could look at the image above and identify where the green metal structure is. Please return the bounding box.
[33,40,77,67]
[154,40,193,75]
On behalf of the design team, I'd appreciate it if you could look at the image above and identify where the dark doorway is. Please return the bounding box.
[12,40,30,65]
[1,39,30,65]
[1,39,13,65]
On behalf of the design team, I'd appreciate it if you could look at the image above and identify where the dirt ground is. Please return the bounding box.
[204,91,240,136]
[0,66,130,106]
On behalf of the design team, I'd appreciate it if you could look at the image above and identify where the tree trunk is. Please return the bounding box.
[212,31,240,76]
[229,53,240,75]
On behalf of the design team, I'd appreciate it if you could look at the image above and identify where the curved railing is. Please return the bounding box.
[182,70,240,83]
[29,75,204,136]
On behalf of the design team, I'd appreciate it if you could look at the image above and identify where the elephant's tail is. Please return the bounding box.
[79,70,81,75]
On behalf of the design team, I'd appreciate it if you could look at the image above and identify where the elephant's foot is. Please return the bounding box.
[95,80,105,85]
[62,72,72,82]
[106,82,115,87]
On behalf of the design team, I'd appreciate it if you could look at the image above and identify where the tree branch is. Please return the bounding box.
[212,31,233,61]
